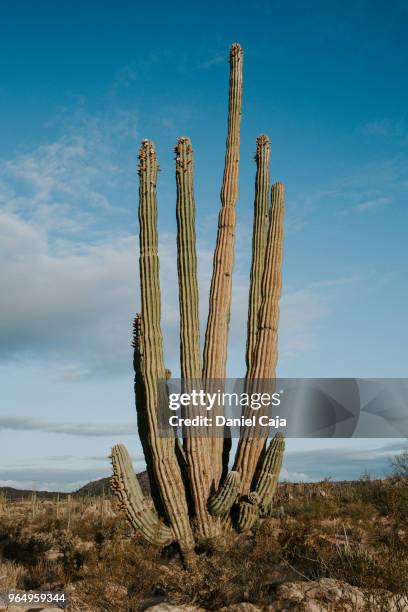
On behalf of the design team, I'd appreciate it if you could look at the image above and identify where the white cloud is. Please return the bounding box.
[0,210,138,377]
[280,467,312,482]
[353,196,391,213]
[0,480,22,489]
[282,440,406,481]
[0,207,333,377]
[0,106,137,234]
[0,416,136,437]
[0,103,335,378]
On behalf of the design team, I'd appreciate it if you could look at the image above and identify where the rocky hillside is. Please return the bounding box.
[0,470,150,500]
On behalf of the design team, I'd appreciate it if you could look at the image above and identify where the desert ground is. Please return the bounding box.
[0,476,407,611]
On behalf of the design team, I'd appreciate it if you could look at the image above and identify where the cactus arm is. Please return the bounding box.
[132,313,167,518]
[208,471,240,517]
[175,137,215,538]
[110,444,173,546]
[138,140,195,559]
[234,182,285,494]
[202,43,243,487]
[254,433,285,516]
[236,498,259,533]
[245,135,271,373]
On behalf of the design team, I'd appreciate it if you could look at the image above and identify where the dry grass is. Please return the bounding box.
[0,477,407,610]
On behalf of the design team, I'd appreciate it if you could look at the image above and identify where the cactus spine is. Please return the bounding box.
[202,43,243,487]
[175,137,214,538]
[111,44,286,561]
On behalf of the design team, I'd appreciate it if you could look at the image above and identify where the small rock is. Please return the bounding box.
[45,549,63,561]
[269,578,406,611]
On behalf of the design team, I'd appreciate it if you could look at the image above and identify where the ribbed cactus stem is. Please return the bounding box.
[175,136,215,539]
[250,182,285,379]
[246,135,271,373]
[254,433,285,516]
[202,43,243,487]
[176,137,201,380]
[208,471,241,517]
[110,444,173,546]
[236,499,259,533]
[132,313,165,517]
[234,182,285,494]
[138,140,195,558]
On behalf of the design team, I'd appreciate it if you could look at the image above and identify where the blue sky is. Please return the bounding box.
[0,0,407,490]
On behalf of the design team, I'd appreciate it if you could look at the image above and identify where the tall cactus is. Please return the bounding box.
[233,182,285,494]
[246,135,271,373]
[111,43,286,562]
[137,140,195,562]
[202,43,243,488]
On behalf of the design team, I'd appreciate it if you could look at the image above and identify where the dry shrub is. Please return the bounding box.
[0,559,25,590]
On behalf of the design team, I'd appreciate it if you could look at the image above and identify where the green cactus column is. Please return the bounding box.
[138,139,195,561]
[234,182,285,495]
[111,444,173,546]
[175,136,215,539]
[208,470,240,517]
[175,137,202,381]
[246,134,271,373]
[254,432,285,516]
[202,43,243,487]
[132,313,167,518]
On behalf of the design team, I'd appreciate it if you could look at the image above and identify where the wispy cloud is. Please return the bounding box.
[0,205,332,378]
[294,155,407,220]
[0,211,139,377]
[339,196,392,216]
[0,106,137,236]
[200,50,226,69]
[361,119,403,137]
[283,440,406,481]
[1,441,405,491]
[0,467,110,493]
[309,276,359,289]
[280,467,312,482]
[45,453,143,462]
[0,416,136,437]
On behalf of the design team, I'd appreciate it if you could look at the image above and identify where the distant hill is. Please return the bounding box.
[0,487,66,500]
[76,471,150,497]
[0,471,150,500]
